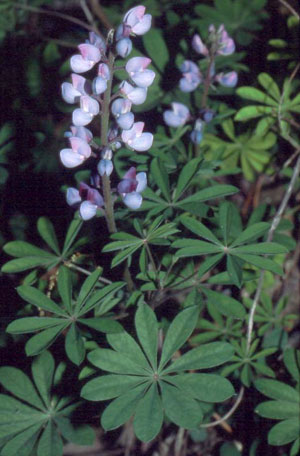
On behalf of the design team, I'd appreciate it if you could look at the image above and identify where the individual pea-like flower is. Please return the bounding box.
[97,159,114,177]
[88,32,107,55]
[111,98,134,130]
[215,71,238,87]
[190,119,204,145]
[92,63,110,95]
[117,167,147,210]
[121,122,153,151]
[179,60,202,92]
[192,34,209,56]
[61,74,90,104]
[70,43,102,74]
[68,125,93,143]
[217,25,235,56]
[60,136,91,168]
[116,37,133,58]
[163,102,190,128]
[72,95,100,127]
[120,81,147,105]
[126,57,155,88]
[67,182,104,220]
[122,5,152,36]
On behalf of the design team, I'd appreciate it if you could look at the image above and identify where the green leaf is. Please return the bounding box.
[111,245,141,268]
[180,216,221,245]
[135,304,158,370]
[37,421,63,456]
[230,222,269,247]
[31,351,55,409]
[163,342,234,374]
[88,349,148,375]
[258,73,280,100]
[81,374,146,401]
[256,400,300,420]
[79,281,125,316]
[25,324,67,356]
[160,381,203,428]
[101,383,147,431]
[37,217,60,255]
[150,158,171,201]
[65,324,85,366]
[178,185,238,205]
[165,373,234,402]
[1,256,58,273]
[159,306,200,371]
[80,318,121,333]
[235,105,273,121]
[232,242,287,254]
[107,330,151,371]
[283,349,300,383]
[255,379,299,402]
[6,317,65,334]
[62,219,83,255]
[57,266,72,314]
[75,268,102,313]
[233,253,283,275]
[226,254,243,287]
[268,419,300,446]
[174,158,202,201]
[3,241,53,258]
[54,417,94,446]
[219,201,234,244]
[0,423,41,456]
[133,383,163,442]
[17,286,67,317]
[142,28,169,72]
[173,239,223,256]
[0,367,45,411]
[236,87,278,106]
[202,288,246,319]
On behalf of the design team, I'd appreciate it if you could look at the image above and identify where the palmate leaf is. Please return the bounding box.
[81,305,235,442]
[0,352,94,456]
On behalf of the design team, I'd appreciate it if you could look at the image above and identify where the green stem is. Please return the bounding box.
[201,55,215,109]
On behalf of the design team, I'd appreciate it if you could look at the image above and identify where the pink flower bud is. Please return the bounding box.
[192,34,209,56]
[123,5,152,36]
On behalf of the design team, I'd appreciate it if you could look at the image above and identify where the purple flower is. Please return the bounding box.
[216,25,235,56]
[92,63,110,95]
[72,95,100,126]
[67,182,104,220]
[122,5,152,36]
[88,32,107,55]
[60,136,91,168]
[97,159,114,176]
[69,126,93,143]
[215,71,238,87]
[121,122,153,151]
[111,98,134,130]
[163,102,190,128]
[116,38,133,58]
[190,119,204,145]
[192,34,209,56]
[126,57,155,88]
[61,74,89,104]
[118,167,147,210]
[179,60,202,92]
[119,81,147,105]
[70,43,102,74]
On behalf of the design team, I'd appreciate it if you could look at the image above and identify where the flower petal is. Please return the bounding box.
[60,149,84,168]
[72,109,93,127]
[80,201,97,220]
[123,192,143,210]
[136,172,147,192]
[66,188,81,206]
[70,55,94,73]
[61,82,81,104]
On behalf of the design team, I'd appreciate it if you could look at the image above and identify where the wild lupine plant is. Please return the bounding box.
[61,5,153,225]
[164,24,237,145]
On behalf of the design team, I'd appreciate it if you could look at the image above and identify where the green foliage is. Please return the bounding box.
[81,304,234,442]
[0,351,94,456]
[193,0,269,45]
[6,268,124,364]
[255,349,300,454]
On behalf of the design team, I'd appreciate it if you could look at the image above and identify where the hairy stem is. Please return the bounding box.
[201,56,214,109]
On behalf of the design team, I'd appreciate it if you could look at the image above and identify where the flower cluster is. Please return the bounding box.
[164,24,237,145]
[60,6,154,220]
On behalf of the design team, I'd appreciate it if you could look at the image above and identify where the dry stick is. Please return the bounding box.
[65,261,112,285]
[246,153,300,352]
[279,0,300,19]
[200,386,245,429]
[13,2,96,32]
